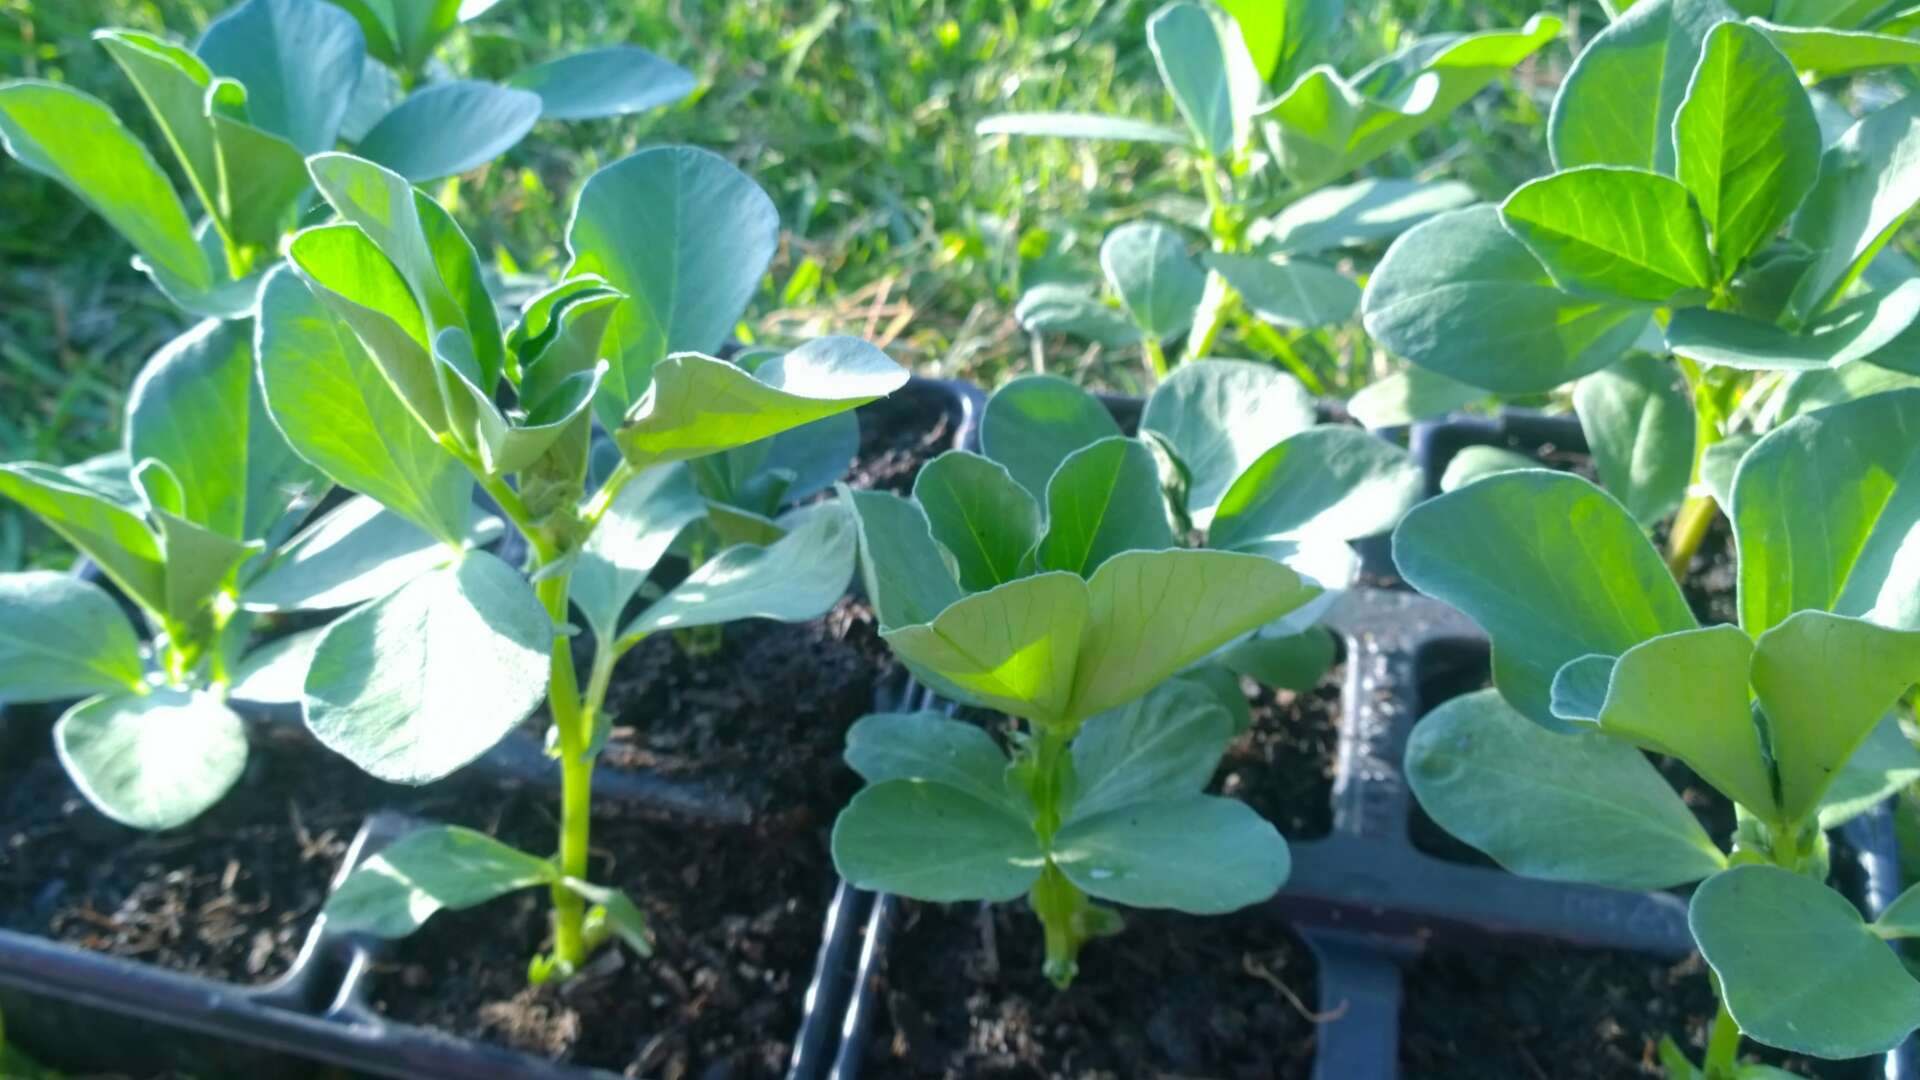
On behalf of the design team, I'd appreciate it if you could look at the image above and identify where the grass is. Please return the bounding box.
[0,0,1575,566]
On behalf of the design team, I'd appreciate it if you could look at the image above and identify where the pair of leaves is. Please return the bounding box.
[325,823,650,956]
[1394,389,1920,731]
[845,478,1314,728]
[1550,615,1920,827]
[833,683,1288,912]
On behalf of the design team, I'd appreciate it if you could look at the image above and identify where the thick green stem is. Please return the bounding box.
[536,572,592,973]
[1141,335,1169,384]
[1666,357,1724,580]
[1702,991,1741,1078]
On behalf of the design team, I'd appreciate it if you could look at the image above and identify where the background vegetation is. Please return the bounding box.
[0,0,1571,567]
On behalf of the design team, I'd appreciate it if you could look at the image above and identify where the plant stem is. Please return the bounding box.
[1665,357,1724,580]
[1236,311,1327,395]
[1141,335,1169,384]
[535,570,592,972]
[1702,992,1741,1078]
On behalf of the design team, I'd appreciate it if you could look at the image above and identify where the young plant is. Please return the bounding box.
[0,0,691,317]
[982,0,1558,390]
[1394,387,1920,1073]
[1363,0,1920,575]
[0,316,502,829]
[829,359,1421,984]
[276,148,908,980]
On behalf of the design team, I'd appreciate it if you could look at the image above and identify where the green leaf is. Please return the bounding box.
[1035,437,1177,578]
[1260,178,1478,254]
[882,572,1088,726]
[0,81,211,296]
[1408,688,1726,889]
[1099,222,1206,343]
[571,463,704,644]
[206,94,310,251]
[1574,353,1694,525]
[1594,626,1779,817]
[1053,796,1288,912]
[1148,1,1265,158]
[0,572,145,701]
[1731,387,1920,633]
[974,112,1190,145]
[1219,0,1338,84]
[1700,432,1757,513]
[196,0,366,155]
[228,626,325,705]
[129,319,322,541]
[1363,206,1652,394]
[1547,0,1736,173]
[1673,22,1822,277]
[1752,611,1920,824]
[1692,866,1920,1059]
[507,45,694,120]
[619,504,856,643]
[0,464,166,615]
[1013,284,1143,347]
[1211,426,1423,553]
[844,710,1014,808]
[325,825,555,938]
[240,496,466,613]
[1393,471,1697,727]
[1877,877,1920,937]
[1070,549,1315,723]
[1068,679,1232,821]
[832,779,1044,902]
[95,31,215,183]
[1755,21,1920,80]
[913,451,1042,592]
[1666,282,1920,370]
[1345,367,1486,428]
[838,486,963,632]
[286,223,447,437]
[1440,444,1538,491]
[566,147,780,427]
[614,341,906,469]
[563,878,652,956]
[1786,96,1920,325]
[1818,713,1920,830]
[1219,625,1337,693]
[144,496,260,627]
[257,266,474,545]
[1205,253,1359,330]
[355,80,541,182]
[328,0,461,71]
[1174,661,1254,733]
[303,551,551,783]
[1262,15,1563,187]
[1142,360,1316,525]
[307,152,506,393]
[1500,167,1714,303]
[54,689,247,829]
[979,375,1123,499]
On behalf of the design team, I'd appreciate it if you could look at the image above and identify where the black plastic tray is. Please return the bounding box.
[0,376,985,1080]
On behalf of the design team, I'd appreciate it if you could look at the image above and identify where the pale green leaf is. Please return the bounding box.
[1260,177,1478,254]
[1393,471,1697,727]
[1500,166,1715,303]
[196,0,366,154]
[1141,359,1317,525]
[303,551,551,783]
[1053,796,1288,912]
[326,825,554,938]
[1149,1,1265,157]
[979,375,1123,499]
[1068,679,1232,821]
[1786,96,1920,324]
[913,451,1042,592]
[0,572,145,702]
[1100,222,1206,343]
[882,572,1088,726]
[832,779,1044,902]
[619,503,856,642]
[1574,352,1694,525]
[844,710,1017,810]
[1035,437,1176,577]
[54,689,247,829]
[355,80,541,182]
[1408,688,1726,889]
[507,45,694,120]
[974,111,1190,145]
[1693,866,1920,1059]
[1362,206,1651,394]
[1548,0,1737,173]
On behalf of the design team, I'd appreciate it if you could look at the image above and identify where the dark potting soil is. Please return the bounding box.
[1672,514,1739,628]
[1401,943,1864,1079]
[844,386,954,495]
[367,783,835,1079]
[1225,666,1344,842]
[0,722,402,984]
[865,899,1321,1079]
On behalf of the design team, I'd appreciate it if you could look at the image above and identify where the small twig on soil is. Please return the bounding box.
[975,901,1000,981]
[1242,952,1349,1023]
